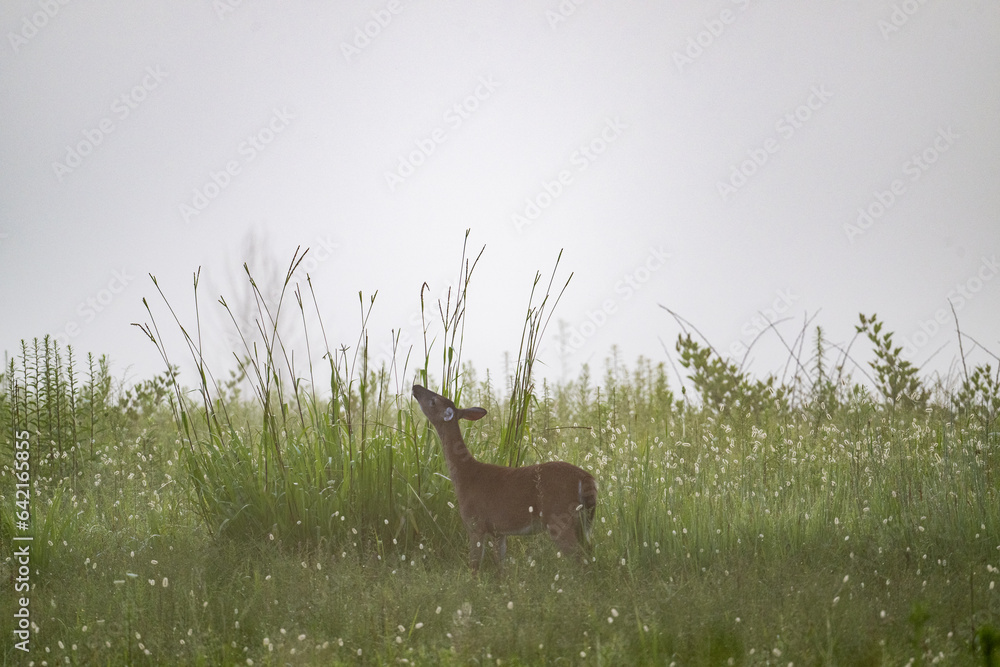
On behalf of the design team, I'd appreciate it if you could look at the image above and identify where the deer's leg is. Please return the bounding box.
[575,510,594,559]
[493,535,507,566]
[546,511,581,558]
[468,532,487,572]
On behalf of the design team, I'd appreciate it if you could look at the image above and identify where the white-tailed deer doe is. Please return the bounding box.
[412,384,597,571]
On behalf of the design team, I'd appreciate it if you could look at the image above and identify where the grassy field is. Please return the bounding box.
[2,254,999,665]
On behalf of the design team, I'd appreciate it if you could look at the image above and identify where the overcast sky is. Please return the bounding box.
[1,1,998,393]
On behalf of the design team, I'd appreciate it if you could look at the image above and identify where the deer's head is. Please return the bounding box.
[412,384,487,431]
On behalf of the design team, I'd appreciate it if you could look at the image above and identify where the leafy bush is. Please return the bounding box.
[675,333,787,415]
[857,313,929,411]
[954,363,1000,441]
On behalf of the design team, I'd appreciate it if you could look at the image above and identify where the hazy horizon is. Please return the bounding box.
[2,1,998,394]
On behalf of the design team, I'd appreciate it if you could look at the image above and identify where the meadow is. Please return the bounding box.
[2,248,999,665]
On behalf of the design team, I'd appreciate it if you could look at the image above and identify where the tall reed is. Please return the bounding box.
[133,237,574,558]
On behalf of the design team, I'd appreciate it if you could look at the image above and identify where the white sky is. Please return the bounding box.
[1,1,998,392]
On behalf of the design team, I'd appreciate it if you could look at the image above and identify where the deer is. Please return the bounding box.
[412,384,598,572]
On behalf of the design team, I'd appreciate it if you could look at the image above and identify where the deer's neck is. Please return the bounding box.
[435,425,480,479]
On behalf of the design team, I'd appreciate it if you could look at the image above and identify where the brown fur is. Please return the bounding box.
[412,384,597,571]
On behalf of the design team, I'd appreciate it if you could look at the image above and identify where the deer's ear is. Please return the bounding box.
[460,407,487,421]
[443,407,455,422]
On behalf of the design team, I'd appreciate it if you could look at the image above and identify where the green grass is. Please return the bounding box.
[2,389,997,665]
[2,247,999,665]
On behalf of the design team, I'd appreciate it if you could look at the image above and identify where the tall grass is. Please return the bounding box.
[496,250,571,467]
[134,249,444,553]
[2,337,112,473]
[2,244,999,664]
[130,236,574,560]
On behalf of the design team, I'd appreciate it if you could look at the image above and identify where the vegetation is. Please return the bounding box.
[2,246,999,665]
